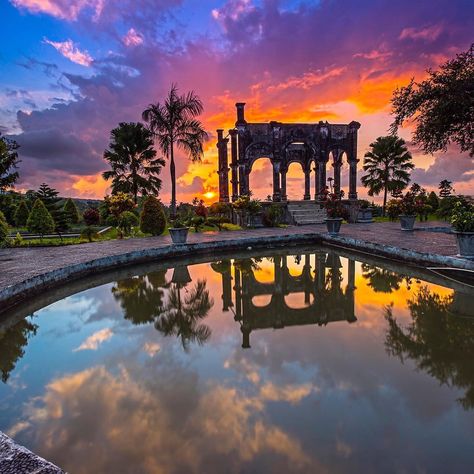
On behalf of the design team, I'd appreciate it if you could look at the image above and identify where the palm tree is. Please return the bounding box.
[361,136,414,216]
[142,84,208,217]
[103,122,166,204]
[154,277,213,351]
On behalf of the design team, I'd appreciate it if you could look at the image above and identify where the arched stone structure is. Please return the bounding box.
[217,103,361,202]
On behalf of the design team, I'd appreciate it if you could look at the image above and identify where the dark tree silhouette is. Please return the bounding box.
[142,84,208,217]
[0,134,20,191]
[385,287,474,410]
[103,122,166,204]
[154,277,213,351]
[361,264,408,293]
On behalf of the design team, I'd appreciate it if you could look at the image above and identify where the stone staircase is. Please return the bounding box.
[287,201,327,225]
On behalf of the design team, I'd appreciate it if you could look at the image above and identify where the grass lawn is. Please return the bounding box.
[373,213,449,223]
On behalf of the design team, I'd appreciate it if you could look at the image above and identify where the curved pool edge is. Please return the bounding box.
[1,232,473,316]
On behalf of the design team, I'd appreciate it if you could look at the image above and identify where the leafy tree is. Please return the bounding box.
[140,196,166,236]
[427,191,439,211]
[361,136,414,216]
[14,200,29,227]
[101,193,135,222]
[112,271,168,325]
[27,199,55,238]
[155,277,213,351]
[0,134,20,191]
[439,179,454,198]
[0,193,17,225]
[142,84,208,217]
[391,44,474,156]
[0,211,9,247]
[0,318,38,383]
[63,198,80,224]
[103,122,166,204]
[54,208,70,239]
[385,287,474,409]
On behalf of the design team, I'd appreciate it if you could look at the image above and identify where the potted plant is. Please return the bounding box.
[451,201,474,258]
[168,217,189,244]
[232,195,262,227]
[399,192,418,231]
[357,199,374,223]
[324,192,349,235]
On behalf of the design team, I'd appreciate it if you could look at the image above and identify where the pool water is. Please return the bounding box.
[1,249,474,473]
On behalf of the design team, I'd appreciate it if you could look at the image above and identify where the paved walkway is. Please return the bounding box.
[0,220,466,296]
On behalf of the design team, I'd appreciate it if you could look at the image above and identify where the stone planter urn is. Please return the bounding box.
[169,227,189,244]
[357,208,374,223]
[399,215,416,231]
[325,218,343,236]
[454,232,474,258]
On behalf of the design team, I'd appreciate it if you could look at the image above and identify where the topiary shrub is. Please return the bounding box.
[81,226,98,243]
[83,207,100,226]
[0,211,9,247]
[263,204,283,227]
[27,199,55,238]
[118,211,139,236]
[140,196,166,236]
[63,198,80,224]
[14,200,29,227]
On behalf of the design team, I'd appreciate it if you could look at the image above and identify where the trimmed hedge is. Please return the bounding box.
[140,196,166,236]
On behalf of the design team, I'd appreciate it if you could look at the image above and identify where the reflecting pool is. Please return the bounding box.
[1,248,474,473]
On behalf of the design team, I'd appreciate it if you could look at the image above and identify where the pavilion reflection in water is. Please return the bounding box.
[212,252,357,348]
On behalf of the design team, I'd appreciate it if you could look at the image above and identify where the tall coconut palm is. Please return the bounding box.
[142,84,208,217]
[103,122,166,204]
[361,136,414,216]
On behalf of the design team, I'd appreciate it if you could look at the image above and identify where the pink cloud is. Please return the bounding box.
[11,0,104,21]
[44,38,93,66]
[399,24,443,42]
[123,28,144,47]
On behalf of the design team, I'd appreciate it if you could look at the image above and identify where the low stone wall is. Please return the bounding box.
[0,432,64,473]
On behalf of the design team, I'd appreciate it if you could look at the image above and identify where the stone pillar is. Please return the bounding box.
[229,129,239,201]
[217,129,229,202]
[317,156,328,199]
[272,161,281,202]
[313,165,318,200]
[333,156,342,196]
[349,159,358,200]
[234,267,242,322]
[235,102,247,127]
[239,165,248,196]
[346,258,357,323]
[304,168,311,200]
[281,170,287,201]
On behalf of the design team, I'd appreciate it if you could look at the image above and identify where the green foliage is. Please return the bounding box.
[27,199,55,237]
[361,135,414,216]
[451,201,474,232]
[102,122,166,204]
[0,134,20,191]
[190,215,205,232]
[427,191,439,211]
[391,44,474,156]
[263,204,283,227]
[14,200,29,227]
[81,226,98,243]
[83,207,100,226]
[140,196,166,236]
[63,198,80,224]
[142,84,208,217]
[439,179,454,198]
[35,183,60,212]
[53,208,70,237]
[386,199,402,221]
[0,211,9,247]
[324,192,350,220]
[436,195,468,220]
[118,211,139,235]
[233,195,262,214]
[0,193,17,225]
[102,193,135,220]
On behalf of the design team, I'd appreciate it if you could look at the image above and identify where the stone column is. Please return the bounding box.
[281,170,287,201]
[229,129,239,201]
[216,130,229,202]
[345,258,357,323]
[317,157,328,200]
[304,168,311,200]
[239,165,248,196]
[272,161,281,202]
[333,157,341,196]
[313,165,318,200]
[349,159,358,200]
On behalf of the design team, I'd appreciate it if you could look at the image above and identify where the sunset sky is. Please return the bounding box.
[1,0,473,203]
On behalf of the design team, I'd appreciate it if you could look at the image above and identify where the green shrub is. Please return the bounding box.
[451,201,474,232]
[118,211,139,235]
[190,215,205,232]
[63,198,80,224]
[427,191,439,212]
[27,199,55,238]
[0,211,9,247]
[14,200,29,227]
[263,204,283,227]
[81,226,98,243]
[140,196,166,236]
[105,214,119,227]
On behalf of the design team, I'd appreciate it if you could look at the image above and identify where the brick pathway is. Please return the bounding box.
[0,221,463,297]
